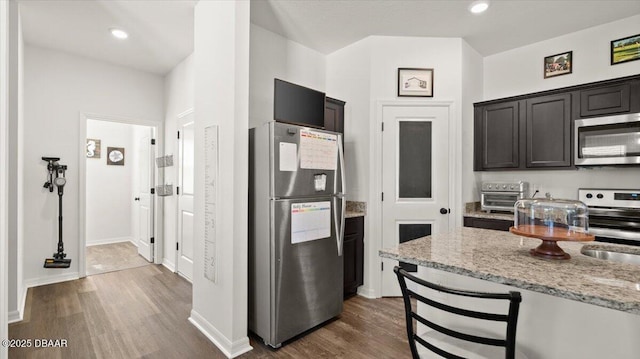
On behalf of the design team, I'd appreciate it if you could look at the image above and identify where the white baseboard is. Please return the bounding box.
[357,286,377,299]
[189,310,253,358]
[86,236,134,247]
[162,259,176,272]
[23,272,79,289]
[8,310,21,323]
[8,285,28,323]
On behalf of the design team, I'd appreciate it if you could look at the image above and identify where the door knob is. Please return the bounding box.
[134,197,140,201]
[440,208,449,215]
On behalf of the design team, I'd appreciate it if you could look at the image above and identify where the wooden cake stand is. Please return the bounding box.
[509,225,595,260]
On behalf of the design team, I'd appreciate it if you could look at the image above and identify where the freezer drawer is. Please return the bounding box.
[269,197,344,347]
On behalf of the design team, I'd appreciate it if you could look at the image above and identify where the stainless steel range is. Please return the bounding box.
[481,181,529,212]
[578,188,640,245]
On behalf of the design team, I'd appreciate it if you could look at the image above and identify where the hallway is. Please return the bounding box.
[9,265,410,358]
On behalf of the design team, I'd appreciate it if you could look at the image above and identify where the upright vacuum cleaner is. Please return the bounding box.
[42,157,72,268]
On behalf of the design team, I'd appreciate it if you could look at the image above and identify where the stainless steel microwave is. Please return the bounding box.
[574,113,640,166]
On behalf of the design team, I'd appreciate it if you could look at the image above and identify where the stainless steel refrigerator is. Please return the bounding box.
[249,121,345,348]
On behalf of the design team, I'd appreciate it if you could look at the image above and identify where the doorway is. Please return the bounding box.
[81,116,159,276]
[380,103,451,296]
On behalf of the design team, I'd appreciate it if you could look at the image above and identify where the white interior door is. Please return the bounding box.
[381,104,450,296]
[137,129,154,262]
[177,112,195,281]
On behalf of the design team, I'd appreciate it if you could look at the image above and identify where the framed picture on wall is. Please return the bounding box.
[86,138,101,158]
[611,33,640,65]
[544,51,572,78]
[397,68,434,97]
[107,147,125,166]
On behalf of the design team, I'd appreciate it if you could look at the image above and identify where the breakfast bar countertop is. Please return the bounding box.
[379,227,640,314]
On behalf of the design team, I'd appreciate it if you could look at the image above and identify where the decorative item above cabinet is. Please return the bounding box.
[474,74,640,171]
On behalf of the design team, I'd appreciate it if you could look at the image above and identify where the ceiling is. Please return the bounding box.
[20,0,195,75]
[18,1,640,76]
[251,0,640,56]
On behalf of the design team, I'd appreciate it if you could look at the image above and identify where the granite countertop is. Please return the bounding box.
[345,200,366,218]
[464,210,513,221]
[379,227,640,314]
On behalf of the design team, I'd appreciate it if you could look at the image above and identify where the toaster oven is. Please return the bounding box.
[481,181,529,212]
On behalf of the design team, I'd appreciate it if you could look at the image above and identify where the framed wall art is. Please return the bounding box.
[397,68,434,97]
[107,147,125,166]
[86,138,101,158]
[611,33,640,65]
[544,51,572,79]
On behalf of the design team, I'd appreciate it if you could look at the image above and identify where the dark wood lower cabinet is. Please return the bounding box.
[463,216,513,231]
[344,216,364,298]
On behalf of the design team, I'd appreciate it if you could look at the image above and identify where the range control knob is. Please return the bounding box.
[487,185,492,189]
[502,185,507,189]
[597,193,604,199]
[586,193,593,199]
[510,185,515,190]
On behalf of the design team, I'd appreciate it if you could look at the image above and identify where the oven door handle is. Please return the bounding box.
[589,207,640,218]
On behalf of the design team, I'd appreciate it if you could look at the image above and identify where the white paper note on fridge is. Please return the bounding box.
[291,201,331,244]
[279,142,298,171]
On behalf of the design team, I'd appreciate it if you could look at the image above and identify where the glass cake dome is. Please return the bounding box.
[514,196,589,234]
[511,194,593,260]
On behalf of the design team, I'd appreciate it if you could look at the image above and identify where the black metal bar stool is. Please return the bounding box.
[394,266,527,359]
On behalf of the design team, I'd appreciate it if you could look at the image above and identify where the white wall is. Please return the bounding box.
[461,41,484,204]
[327,36,469,298]
[1,0,11,355]
[163,54,194,271]
[249,24,326,128]
[191,1,251,357]
[23,45,164,286]
[6,0,23,323]
[481,14,640,200]
[86,120,134,246]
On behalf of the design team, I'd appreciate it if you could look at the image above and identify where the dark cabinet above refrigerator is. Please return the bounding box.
[274,79,346,137]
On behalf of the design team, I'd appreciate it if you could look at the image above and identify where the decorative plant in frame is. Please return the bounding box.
[86,138,101,158]
[107,147,125,166]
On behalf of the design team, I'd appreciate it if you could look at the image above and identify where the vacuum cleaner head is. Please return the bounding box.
[44,258,71,269]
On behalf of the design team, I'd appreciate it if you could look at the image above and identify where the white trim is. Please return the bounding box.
[356,287,376,299]
[162,258,176,272]
[23,272,79,289]
[8,285,27,324]
[371,99,459,298]
[188,310,253,358]
[174,107,194,275]
[1,0,9,354]
[79,112,164,278]
[85,236,135,247]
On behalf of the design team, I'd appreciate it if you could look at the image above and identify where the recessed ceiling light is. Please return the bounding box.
[469,0,490,14]
[110,28,128,40]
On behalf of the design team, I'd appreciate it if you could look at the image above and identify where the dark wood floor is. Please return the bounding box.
[9,265,411,358]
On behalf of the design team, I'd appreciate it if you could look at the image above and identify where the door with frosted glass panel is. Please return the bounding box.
[381,104,450,296]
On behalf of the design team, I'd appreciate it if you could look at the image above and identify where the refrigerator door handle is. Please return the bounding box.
[337,134,346,197]
[333,196,344,257]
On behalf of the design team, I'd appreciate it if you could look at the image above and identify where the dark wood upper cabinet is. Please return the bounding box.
[526,93,571,168]
[474,74,640,171]
[325,97,345,134]
[475,101,520,170]
[580,83,630,117]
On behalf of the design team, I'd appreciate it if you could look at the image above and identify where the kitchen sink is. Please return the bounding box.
[581,248,640,266]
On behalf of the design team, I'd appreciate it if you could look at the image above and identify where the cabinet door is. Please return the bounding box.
[325,97,345,134]
[476,101,520,169]
[580,83,630,117]
[526,93,572,168]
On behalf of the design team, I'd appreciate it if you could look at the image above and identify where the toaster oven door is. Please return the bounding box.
[481,192,519,211]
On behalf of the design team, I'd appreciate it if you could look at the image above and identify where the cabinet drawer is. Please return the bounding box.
[463,216,513,231]
[580,83,630,117]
